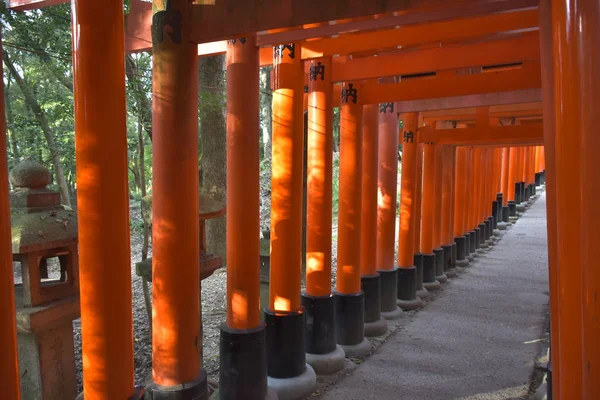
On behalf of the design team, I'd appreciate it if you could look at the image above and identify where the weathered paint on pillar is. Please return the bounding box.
[0,30,20,400]
[420,143,435,254]
[507,147,519,201]
[226,37,261,330]
[270,43,305,311]
[432,145,444,249]
[152,0,201,386]
[72,0,135,396]
[501,147,510,205]
[398,112,418,267]
[360,104,379,277]
[337,82,363,295]
[376,105,399,271]
[306,57,333,297]
[453,147,468,237]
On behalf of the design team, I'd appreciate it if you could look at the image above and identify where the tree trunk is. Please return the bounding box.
[199,54,227,263]
[125,54,153,142]
[4,50,71,207]
[261,67,272,159]
[5,77,19,160]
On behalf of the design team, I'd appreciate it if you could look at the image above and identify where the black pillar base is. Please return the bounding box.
[496,192,503,206]
[442,245,453,272]
[524,185,530,201]
[502,206,510,223]
[451,243,457,267]
[473,228,481,249]
[542,170,546,184]
[514,182,522,204]
[469,231,477,253]
[265,308,306,378]
[535,172,541,186]
[414,253,424,291]
[532,183,536,196]
[454,236,466,261]
[146,372,208,400]
[433,248,447,283]
[334,292,365,346]
[422,253,438,288]
[491,200,499,229]
[477,224,487,247]
[219,324,267,400]
[379,268,398,313]
[508,201,517,216]
[397,266,417,301]
[485,218,492,240]
[519,182,526,203]
[302,294,336,355]
[361,275,382,324]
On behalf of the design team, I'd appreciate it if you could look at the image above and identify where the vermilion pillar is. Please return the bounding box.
[0,31,20,400]
[72,1,138,398]
[397,112,424,310]
[420,143,440,291]
[453,146,470,267]
[336,82,371,357]
[413,142,428,299]
[220,37,266,400]
[267,43,316,395]
[501,147,510,205]
[360,104,388,337]
[432,144,448,283]
[507,147,519,217]
[440,145,456,277]
[377,104,404,317]
[150,0,205,397]
[302,57,344,374]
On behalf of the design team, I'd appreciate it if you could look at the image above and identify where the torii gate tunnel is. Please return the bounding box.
[0,0,598,399]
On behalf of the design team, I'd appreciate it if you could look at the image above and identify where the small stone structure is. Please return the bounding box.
[10,158,79,400]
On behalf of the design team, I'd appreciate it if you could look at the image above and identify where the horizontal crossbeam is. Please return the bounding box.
[417,123,544,146]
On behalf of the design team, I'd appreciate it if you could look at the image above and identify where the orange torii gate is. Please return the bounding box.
[0,1,597,400]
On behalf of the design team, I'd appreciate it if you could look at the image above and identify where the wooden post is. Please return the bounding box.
[266,43,316,395]
[377,104,404,316]
[0,29,20,400]
[335,82,371,357]
[441,145,457,277]
[220,36,267,400]
[150,0,204,396]
[72,0,138,397]
[397,112,424,310]
[453,146,470,267]
[432,143,447,283]
[413,141,427,299]
[420,142,440,291]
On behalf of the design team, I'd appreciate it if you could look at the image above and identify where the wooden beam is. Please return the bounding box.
[417,123,543,146]
[395,89,542,113]
[420,102,543,123]
[300,9,539,59]
[332,62,542,106]
[331,33,539,82]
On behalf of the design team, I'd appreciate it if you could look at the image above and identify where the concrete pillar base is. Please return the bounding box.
[381,306,404,320]
[467,255,476,261]
[339,338,372,358]
[305,345,345,375]
[456,259,470,267]
[480,242,489,249]
[472,251,480,258]
[267,365,316,400]
[364,318,388,337]
[493,229,501,236]
[423,280,441,291]
[486,239,494,246]
[445,269,458,278]
[509,216,519,222]
[516,204,526,212]
[416,287,430,299]
[78,387,145,400]
[396,297,424,311]
[497,222,508,230]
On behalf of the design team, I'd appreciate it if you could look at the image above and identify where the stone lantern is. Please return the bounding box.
[10,158,80,400]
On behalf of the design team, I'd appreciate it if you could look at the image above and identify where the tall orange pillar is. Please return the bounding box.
[377,104,404,317]
[413,141,428,299]
[453,146,470,267]
[397,112,424,310]
[506,146,519,218]
[534,146,543,186]
[471,148,485,253]
[266,44,317,394]
[302,57,344,373]
[360,104,388,337]
[545,2,600,397]
[72,0,139,398]
[0,31,20,400]
[420,142,441,291]
[441,145,457,277]
[432,144,448,283]
[149,0,205,397]
[220,37,267,400]
[501,147,511,207]
[335,82,371,357]
[522,146,532,201]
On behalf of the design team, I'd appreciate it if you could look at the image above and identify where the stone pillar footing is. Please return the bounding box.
[265,309,306,379]
[422,254,441,291]
[219,323,267,400]
[433,248,447,283]
[442,245,456,278]
[413,253,428,298]
[361,275,388,337]
[396,266,423,310]
[302,294,337,356]
[378,268,403,319]
[305,346,345,376]
[335,292,368,354]
[146,372,208,400]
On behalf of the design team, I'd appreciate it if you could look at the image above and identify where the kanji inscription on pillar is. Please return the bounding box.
[341,83,358,104]
[403,131,415,143]
[309,62,326,81]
